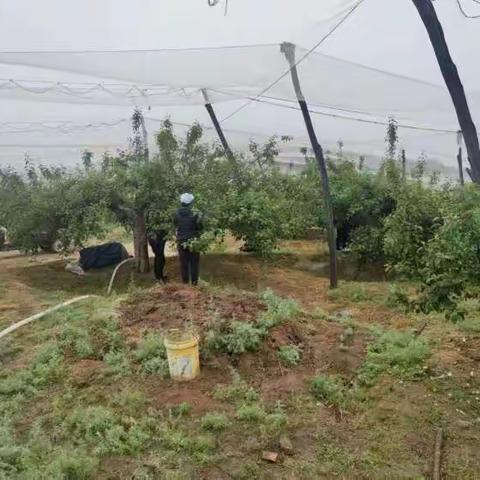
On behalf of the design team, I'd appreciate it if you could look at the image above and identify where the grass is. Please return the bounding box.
[236,404,266,422]
[310,375,347,408]
[200,413,229,432]
[358,330,431,387]
[133,332,169,377]
[1,241,480,479]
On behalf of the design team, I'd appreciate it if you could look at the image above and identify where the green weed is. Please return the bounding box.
[385,284,411,311]
[200,413,229,432]
[111,390,149,415]
[104,350,131,376]
[277,345,302,367]
[170,402,192,418]
[133,333,169,377]
[58,325,94,359]
[327,283,368,303]
[236,404,266,422]
[310,376,346,407]
[0,343,63,395]
[63,406,152,455]
[258,289,300,330]
[205,322,262,355]
[213,372,260,405]
[358,330,430,386]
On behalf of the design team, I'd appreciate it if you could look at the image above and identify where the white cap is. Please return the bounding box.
[180,193,194,205]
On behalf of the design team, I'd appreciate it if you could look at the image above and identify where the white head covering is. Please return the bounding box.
[180,193,194,205]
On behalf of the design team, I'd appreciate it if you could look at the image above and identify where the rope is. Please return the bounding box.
[220,0,366,123]
[213,89,457,134]
[456,0,480,18]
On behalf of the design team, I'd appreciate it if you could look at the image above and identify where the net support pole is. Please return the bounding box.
[202,88,234,160]
[411,0,480,183]
[401,149,407,181]
[457,147,465,186]
[280,42,338,289]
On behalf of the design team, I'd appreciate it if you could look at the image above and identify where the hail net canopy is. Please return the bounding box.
[0,0,478,175]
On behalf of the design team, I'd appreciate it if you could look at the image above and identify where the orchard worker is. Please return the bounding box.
[174,193,202,285]
[148,229,168,284]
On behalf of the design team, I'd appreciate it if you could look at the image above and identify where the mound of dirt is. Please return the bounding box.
[118,284,370,406]
[120,284,264,335]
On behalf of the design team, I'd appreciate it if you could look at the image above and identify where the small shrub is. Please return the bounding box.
[277,345,302,367]
[310,376,346,407]
[200,413,229,432]
[258,289,299,331]
[206,322,263,355]
[236,404,266,422]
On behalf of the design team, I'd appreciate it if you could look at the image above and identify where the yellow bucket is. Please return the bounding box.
[164,328,200,381]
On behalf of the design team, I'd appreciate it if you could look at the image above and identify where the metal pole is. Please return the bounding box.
[202,89,234,160]
[401,149,406,181]
[281,42,338,288]
[457,147,465,186]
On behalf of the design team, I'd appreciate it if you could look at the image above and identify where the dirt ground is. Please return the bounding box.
[1,240,480,479]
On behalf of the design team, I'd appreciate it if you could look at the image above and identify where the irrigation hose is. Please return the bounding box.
[0,256,137,340]
[0,295,96,340]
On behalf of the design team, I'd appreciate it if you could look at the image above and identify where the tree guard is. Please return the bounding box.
[281,42,338,289]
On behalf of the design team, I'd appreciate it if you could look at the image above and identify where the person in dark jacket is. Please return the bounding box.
[174,193,202,285]
[148,229,168,283]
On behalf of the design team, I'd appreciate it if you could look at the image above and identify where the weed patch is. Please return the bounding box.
[200,413,229,432]
[358,330,430,386]
[310,375,347,408]
[133,332,169,377]
[277,345,302,367]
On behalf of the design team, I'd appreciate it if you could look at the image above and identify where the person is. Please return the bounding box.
[148,229,168,283]
[174,193,202,285]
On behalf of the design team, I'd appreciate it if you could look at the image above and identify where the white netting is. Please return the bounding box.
[0,0,478,174]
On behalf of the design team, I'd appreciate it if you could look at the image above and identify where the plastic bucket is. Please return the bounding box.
[164,328,200,381]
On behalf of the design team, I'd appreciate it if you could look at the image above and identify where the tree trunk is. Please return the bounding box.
[133,210,150,273]
[411,0,480,183]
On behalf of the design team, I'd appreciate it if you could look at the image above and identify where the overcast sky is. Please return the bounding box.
[0,0,478,168]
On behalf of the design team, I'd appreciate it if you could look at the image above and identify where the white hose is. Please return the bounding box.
[1,256,136,340]
[0,295,95,340]
[106,257,136,296]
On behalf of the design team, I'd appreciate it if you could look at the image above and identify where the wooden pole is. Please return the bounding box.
[433,428,443,480]
[457,147,465,186]
[202,89,234,160]
[411,0,480,183]
[281,42,338,288]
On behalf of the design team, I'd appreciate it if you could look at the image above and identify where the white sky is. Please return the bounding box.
[0,0,478,170]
